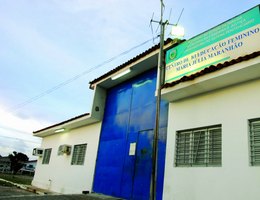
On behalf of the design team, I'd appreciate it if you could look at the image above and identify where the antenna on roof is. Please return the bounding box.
[168,8,172,24]
[176,8,184,25]
[150,12,161,44]
[149,12,157,44]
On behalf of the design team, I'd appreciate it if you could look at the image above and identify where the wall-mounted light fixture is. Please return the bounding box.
[111,69,131,80]
[171,25,185,38]
[54,128,65,133]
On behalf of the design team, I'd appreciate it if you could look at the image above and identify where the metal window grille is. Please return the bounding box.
[249,119,260,166]
[42,148,52,164]
[175,126,221,167]
[71,144,87,165]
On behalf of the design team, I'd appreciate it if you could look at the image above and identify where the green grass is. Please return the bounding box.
[0,179,14,187]
[0,173,33,185]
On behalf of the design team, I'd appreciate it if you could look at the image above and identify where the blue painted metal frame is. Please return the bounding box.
[93,69,168,200]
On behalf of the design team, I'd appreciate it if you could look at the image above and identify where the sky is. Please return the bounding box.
[0,0,259,159]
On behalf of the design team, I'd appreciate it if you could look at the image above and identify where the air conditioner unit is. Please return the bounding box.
[32,148,44,157]
[58,144,71,155]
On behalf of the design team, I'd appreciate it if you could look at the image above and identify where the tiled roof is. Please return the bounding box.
[33,113,90,133]
[89,38,179,85]
[163,51,260,89]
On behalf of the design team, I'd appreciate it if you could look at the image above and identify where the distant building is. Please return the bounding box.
[32,5,260,200]
[0,156,11,173]
[19,160,37,175]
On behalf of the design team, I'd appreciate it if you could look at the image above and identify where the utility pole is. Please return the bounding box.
[150,0,168,199]
[150,1,184,199]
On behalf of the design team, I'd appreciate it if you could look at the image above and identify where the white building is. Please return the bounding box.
[32,5,260,200]
[162,55,260,200]
[162,5,260,200]
[32,82,106,194]
[31,39,172,197]
[32,113,102,194]
[19,160,37,175]
[0,156,11,173]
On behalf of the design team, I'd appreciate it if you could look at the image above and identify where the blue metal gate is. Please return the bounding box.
[93,69,168,200]
[132,129,153,199]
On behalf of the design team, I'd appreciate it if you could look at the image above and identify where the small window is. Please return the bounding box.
[42,148,52,164]
[249,119,260,166]
[175,125,221,167]
[71,144,87,165]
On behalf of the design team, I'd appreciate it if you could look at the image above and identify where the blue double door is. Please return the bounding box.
[93,69,168,200]
[131,129,154,199]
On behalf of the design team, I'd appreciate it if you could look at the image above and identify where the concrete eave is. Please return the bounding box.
[94,52,158,89]
[162,56,260,102]
[90,41,177,90]
[33,115,100,138]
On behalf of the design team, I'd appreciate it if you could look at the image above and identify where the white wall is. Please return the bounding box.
[32,122,101,194]
[163,79,260,200]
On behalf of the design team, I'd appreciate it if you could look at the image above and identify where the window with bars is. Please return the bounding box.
[249,119,260,166]
[42,148,52,164]
[71,144,87,165]
[175,125,221,167]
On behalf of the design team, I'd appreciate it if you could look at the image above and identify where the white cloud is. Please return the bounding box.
[52,0,159,56]
[0,137,40,160]
[0,105,50,133]
[0,14,85,74]
[0,104,49,158]
[0,145,15,157]
[53,0,122,13]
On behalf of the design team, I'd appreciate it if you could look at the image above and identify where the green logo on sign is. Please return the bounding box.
[169,49,177,60]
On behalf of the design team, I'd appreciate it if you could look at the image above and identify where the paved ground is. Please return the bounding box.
[0,186,122,200]
[0,177,123,200]
[0,185,38,199]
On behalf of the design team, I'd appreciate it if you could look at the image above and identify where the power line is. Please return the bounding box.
[0,135,41,144]
[6,36,159,114]
[0,125,33,136]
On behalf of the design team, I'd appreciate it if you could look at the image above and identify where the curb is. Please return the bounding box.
[0,178,28,191]
[0,178,48,195]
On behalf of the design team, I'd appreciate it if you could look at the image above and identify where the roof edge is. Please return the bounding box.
[33,113,90,134]
[89,38,184,87]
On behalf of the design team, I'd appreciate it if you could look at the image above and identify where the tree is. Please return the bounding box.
[8,151,29,174]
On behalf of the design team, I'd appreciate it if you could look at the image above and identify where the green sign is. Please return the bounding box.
[165,6,260,83]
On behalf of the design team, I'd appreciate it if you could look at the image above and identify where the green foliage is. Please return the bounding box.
[8,151,29,175]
